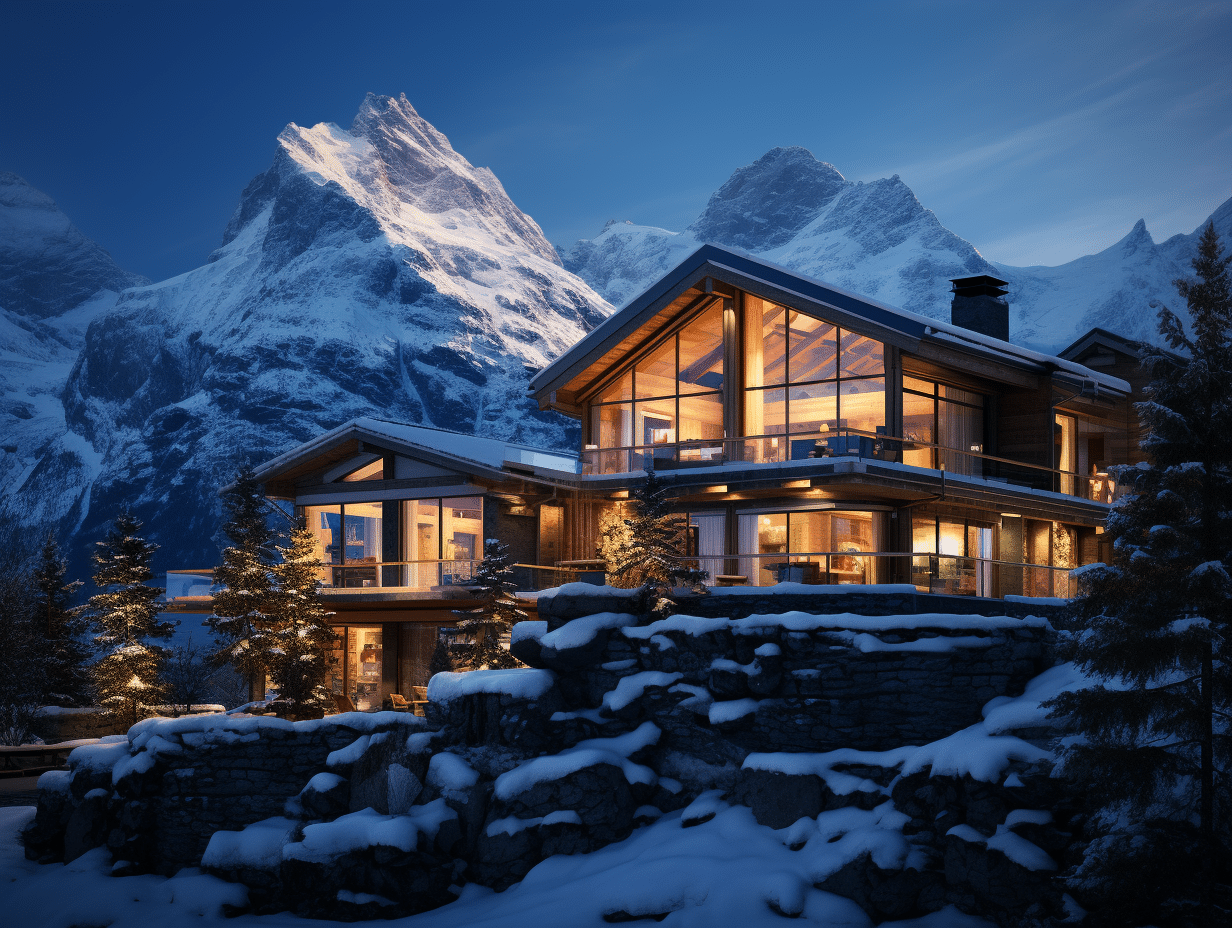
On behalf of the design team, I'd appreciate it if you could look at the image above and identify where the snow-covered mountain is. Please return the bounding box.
[0,173,147,531]
[562,147,1232,352]
[4,94,610,577]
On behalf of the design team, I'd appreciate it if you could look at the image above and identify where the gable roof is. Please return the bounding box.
[530,244,1130,409]
[252,417,580,494]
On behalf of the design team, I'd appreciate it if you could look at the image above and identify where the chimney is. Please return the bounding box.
[950,275,1009,342]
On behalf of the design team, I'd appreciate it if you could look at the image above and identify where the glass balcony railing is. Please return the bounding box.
[693,551,1083,599]
[316,560,585,593]
[580,428,1121,504]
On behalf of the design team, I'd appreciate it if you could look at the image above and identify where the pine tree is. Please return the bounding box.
[450,539,525,670]
[429,635,455,677]
[209,466,279,701]
[32,532,91,707]
[608,471,708,618]
[266,521,336,713]
[1049,223,1232,925]
[0,514,44,744]
[87,511,175,728]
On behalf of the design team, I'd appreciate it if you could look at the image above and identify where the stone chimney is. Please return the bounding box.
[950,275,1009,342]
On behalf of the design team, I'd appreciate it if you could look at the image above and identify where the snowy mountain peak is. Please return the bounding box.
[0,173,146,319]
[689,147,847,249]
[1118,218,1155,256]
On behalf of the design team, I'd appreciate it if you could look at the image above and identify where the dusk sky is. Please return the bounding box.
[4,0,1231,284]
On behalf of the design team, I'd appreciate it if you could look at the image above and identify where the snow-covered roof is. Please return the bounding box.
[530,244,1130,400]
[252,416,580,486]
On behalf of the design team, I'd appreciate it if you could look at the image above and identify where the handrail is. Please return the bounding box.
[580,427,1118,503]
[698,549,1079,598]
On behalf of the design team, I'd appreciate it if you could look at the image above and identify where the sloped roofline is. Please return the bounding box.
[250,416,580,489]
[529,244,1130,400]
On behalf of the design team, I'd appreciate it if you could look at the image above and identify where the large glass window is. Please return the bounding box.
[902,376,985,475]
[743,297,885,463]
[304,496,481,589]
[587,303,725,472]
[737,509,884,586]
[911,516,994,595]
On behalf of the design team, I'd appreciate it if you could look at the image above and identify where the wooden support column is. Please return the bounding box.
[723,293,741,453]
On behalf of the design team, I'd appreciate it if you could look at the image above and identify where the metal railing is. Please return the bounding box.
[315,560,585,593]
[318,559,482,590]
[580,427,1121,504]
[697,550,1080,599]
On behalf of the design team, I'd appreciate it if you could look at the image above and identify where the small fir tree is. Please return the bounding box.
[596,506,638,589]
[266,521,335,712]
[429,635,455,677]
[1049,223,1232,925]
[210,466,279,702]
[0,514,44,744]
[608,471,708,618]
[32,532,91,707]
[450,539,525,670]
[87,511,175,728]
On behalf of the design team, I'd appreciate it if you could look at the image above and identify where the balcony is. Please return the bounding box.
[580,427,1120,504]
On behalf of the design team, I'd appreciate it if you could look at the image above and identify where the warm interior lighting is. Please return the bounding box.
[1000,512,1021,518]
[610,490,629,499]
[783,479,811,488]
[702,485,728,494]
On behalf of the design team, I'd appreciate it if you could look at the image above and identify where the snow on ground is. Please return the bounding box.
[0,650,1086,926]
[0,802,995,928]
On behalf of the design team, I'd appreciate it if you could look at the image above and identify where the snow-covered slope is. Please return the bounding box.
[5,94,610,577]
[0,173,145,531]
[562,147,1230,351]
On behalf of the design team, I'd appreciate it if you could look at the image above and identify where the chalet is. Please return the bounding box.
[238,245,1143,707]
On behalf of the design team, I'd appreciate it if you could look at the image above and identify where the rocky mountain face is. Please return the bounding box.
[0,173,147,533]
[561,147,1232,352]
[3,94,610,579]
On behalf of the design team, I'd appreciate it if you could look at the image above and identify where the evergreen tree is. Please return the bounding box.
[450,539,525,670]
[87,511,175,728]
[266,521,335,713]
[1049,223,1232,925]
[0,514,44,744]
[209,466,279,701]
[32,532,91,707]
[608,471,708,618]
[429,635,455,677]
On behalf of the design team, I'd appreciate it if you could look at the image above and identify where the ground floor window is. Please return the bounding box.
[734,509,886,587]
[911,517,995,596]
[329,622,453,711]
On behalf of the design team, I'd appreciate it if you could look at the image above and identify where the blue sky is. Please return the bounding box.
[4,0,1230,283]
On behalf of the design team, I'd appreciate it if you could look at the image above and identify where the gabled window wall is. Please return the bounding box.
[588,303,725,474]
[743,297,886,463]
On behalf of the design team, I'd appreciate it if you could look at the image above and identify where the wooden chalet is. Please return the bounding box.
[230,245,1146,708]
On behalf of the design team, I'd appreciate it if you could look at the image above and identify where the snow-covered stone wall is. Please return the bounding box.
[25,591,1074,924]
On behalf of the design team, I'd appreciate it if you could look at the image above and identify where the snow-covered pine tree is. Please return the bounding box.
[596,506,638,588]
[266,520,336,714]
[1049,223,1232,925]
[210,466,279,702]
[450,539,524,670]
[33,532,91,707]
[87,511,175,728]
[608,471,707,618]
